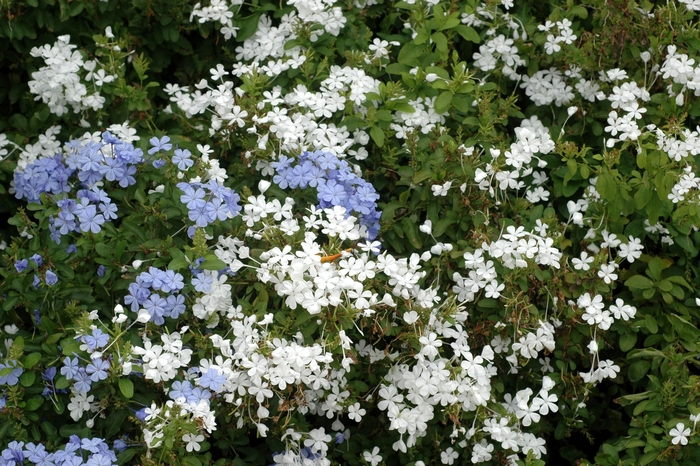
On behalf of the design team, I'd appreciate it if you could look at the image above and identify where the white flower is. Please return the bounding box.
[572,251,594,271]
[441,447,458,465]
[363,447,382,466]
[597,262,618,284]
[182,433,205,452]
[670,422,691,445]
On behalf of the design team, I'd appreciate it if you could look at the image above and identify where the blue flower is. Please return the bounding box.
[165,294,186,319]
[148,136,172,155]
[34,309,42,325]
[169,380,193,400]
[172,148,194,170]
[83,329,110,351]
[134,408,148,422]
[0,360,23,386]
[77,204,105,234]
[178,184,207,210]
[199,368,226,392]
[33,274,41,289]
[187,387,212,405]
[99,201,118,220]
[162,270,184,292]
[113,440,128,453]
[97,265,106,278]
[2,441,25,464]
[143,293,168,325]
[30,253,43,267]
[45,269,58,286]
[66,244,77,254]
[61,357,81,380]
[14,259,28,273]
[73,369,92,392]
[191,273,213,293]
[205,198,229,222]
[85,359,110,382]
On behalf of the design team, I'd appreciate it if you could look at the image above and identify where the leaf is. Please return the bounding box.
[20,371,36,387]
[397,42,426,66]
[624,275,653,290]
[401,217,423,249]
[646,257,664,281]
[431,32,447,52]
[434,91,453,114]
[119,378,134,398]
[370,126,385,147]
[619,332,637,352]
[455,25,480,43]
[628,360,650,382]
[201,256,227,271]
[634,185,652,210]
[23,352,42,369]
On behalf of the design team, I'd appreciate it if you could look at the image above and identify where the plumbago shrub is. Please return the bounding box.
[6,0,700,465]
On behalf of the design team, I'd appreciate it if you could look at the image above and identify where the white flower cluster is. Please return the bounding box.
[473,34,525,78]
[167,65,379,158]
[660,44,700,105]
[479,377,558,456]
[130,331,194,383]
[215,196,434,318]
[473,117,554,202]
[520,68,574,107]
[538,18,578,55]
[141,399,216,450]
[190,0,241,40]
[377,314,497,453]
[461,4,527,79]
[28,35,115,117]
[392,96,447,137]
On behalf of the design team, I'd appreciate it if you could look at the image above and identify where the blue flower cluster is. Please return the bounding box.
[13,132,145,243]
[14,254,58,288]
[168,380,212,405]
[176,180,242,228]
[124,267,186,324]
[271,150,381,239]
[61,354,111,394]
[0,436,117,466]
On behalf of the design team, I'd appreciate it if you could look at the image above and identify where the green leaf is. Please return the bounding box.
[434,91,453,114]
[628,360,650,382]
[401,217,423,249]
[619,332,637,352]
[646,257,664,281]
[570,5,589,18]
[119,378,134,398]
[23,352,42,369]
[431,32,447,52]
[634,185,652,210]
[455,25,480,43]
[624,275,653,290]
[201,256,227,271]
[370,126,385,147]
[439,16,461,31]
[26,396,44,411]
[20,371,36,387]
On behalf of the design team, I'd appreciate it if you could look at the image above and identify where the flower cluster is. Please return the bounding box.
[13,132,146,243]
[124,267,186,324]
[28,35,115,116]
[271,150,381,239]
[177,180,242,228]
[0,437,117,466]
